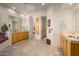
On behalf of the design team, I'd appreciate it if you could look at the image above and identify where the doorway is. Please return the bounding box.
[41,16,47,39]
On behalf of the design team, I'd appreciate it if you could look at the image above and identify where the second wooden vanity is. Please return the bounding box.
[12,32,29,44]
[60,33,79,56]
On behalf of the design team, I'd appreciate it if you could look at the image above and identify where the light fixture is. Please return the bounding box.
[12,7,16,9]
[23,13,26,15]
[42,3,45,5]
[8,8,15,14]
[20,14,25,18]
[69,3,72,5]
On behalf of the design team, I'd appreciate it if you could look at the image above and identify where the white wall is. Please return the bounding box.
[61,6,75,33]
[73,8,79,32]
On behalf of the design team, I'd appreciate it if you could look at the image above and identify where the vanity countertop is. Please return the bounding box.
[12,31,29,33]
[62,32,79,43]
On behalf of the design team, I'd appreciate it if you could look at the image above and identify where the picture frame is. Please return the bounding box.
[48,19,51,27]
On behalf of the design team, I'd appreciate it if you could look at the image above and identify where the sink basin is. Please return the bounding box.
[68,35,75,38]
[68,35,79,39]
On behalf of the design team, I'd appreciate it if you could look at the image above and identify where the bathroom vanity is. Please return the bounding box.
[12,32,29,44]
[60,33,79,56]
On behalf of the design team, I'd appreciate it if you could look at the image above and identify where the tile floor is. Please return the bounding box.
[0,39,63,56]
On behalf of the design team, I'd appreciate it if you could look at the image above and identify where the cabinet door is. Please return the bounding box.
[71,43,79,56]
[12,33,19,44]
[19,32,23,40]
[60,36,64,52]
[66,40,71,56]
[22,32,29,39]
[63,39,67,56]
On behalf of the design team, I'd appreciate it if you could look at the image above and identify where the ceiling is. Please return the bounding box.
[1,3,79,15]
[1,3,51,15]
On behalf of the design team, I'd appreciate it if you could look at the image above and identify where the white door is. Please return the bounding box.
[29,16,35,40]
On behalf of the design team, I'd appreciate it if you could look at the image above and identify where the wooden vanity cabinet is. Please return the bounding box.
[63,38,67,56]
[71,42,79,56]
[60,35,72,56]
[61,36,68,56]
[66,39,71,56]
[60,36,64,52]
[60,35,79,56]
[12,32,29,44]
